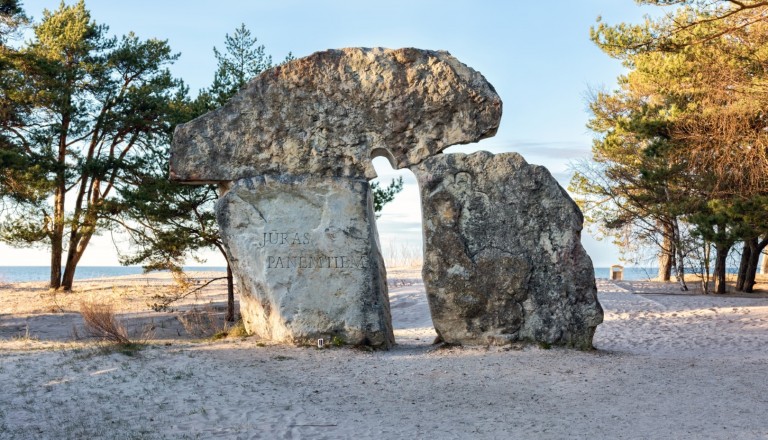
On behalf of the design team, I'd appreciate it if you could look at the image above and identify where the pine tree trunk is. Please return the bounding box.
[216,241,236,323]
[225,262,235,322]
[714,243,730,294]
[61,229,94,291]
[61,251,81,291]
[671,218,688,291]
[736,240,752,291]
[658,224,673,281]
[49,187,63,289]
[51,105,71,290]
[50,142,68,288]
[49,214,63,289]
[700,242,711,294]
[744,240,759,293]
[674,255,688,291]
[50,175,66,289]
[743,238,768,294]
[658,253,673,281]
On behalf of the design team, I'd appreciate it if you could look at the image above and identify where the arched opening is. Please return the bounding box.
[370,154,437,346]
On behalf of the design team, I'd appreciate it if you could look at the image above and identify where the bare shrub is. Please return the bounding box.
[388,278,415,287]
[225,319,248,338]
[12,323,38,342]
[210,318,248,341]
[79,302,131,345]
[147,275,228,312]
[383,240,423,268]
[177,305,246,340]
[177,305,221,338]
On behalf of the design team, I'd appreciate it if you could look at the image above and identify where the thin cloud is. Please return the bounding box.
[444,138,591,160]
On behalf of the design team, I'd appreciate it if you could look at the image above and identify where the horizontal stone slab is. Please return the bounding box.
[170,47,501,182]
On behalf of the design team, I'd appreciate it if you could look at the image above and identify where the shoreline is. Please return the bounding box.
[3,264,737,284]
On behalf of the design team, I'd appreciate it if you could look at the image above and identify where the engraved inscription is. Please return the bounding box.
[260,230,366,270]
[260,232,311,247]
[266,255,367,269]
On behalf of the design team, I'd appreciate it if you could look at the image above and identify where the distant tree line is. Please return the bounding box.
[0,0,403,311]
[572,0,768,293]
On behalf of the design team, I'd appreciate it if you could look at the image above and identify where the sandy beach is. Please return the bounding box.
[1,269,767,439]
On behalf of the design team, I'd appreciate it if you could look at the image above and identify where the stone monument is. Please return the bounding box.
[171,46,602,350]
[171,48,502,348]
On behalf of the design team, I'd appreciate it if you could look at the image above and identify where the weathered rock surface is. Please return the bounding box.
[412,151,603,349]
[170,47,501,182]
[216,175,394,348]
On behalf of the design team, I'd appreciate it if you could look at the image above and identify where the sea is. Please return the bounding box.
[0,266,227,283]
[0,265,662,283]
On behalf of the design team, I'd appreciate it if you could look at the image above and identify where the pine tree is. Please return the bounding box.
[575,0,768,291]
[0,1,184,290]
[207,23,273,108]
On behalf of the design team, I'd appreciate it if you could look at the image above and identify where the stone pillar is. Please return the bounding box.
[412,152,603,349]
[217,175,394,348]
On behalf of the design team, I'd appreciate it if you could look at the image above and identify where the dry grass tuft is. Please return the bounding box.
[11,323,38,342]
[78,301,131,345]
[213,319,248,340]
[176,305,247,340]
[383,240,423,268]
[177,306,220,338]
[77,301,154,355]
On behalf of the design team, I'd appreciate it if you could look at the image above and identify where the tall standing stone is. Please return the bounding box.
[170,48,502,348]
[217,176,392,346]
[412,151,603,349]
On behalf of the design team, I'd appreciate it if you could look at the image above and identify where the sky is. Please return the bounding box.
[0,0,664,267]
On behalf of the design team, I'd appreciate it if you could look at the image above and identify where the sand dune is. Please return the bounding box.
[1,271,767,439]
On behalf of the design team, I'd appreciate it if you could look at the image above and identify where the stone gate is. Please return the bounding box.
[170,47,602,349]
